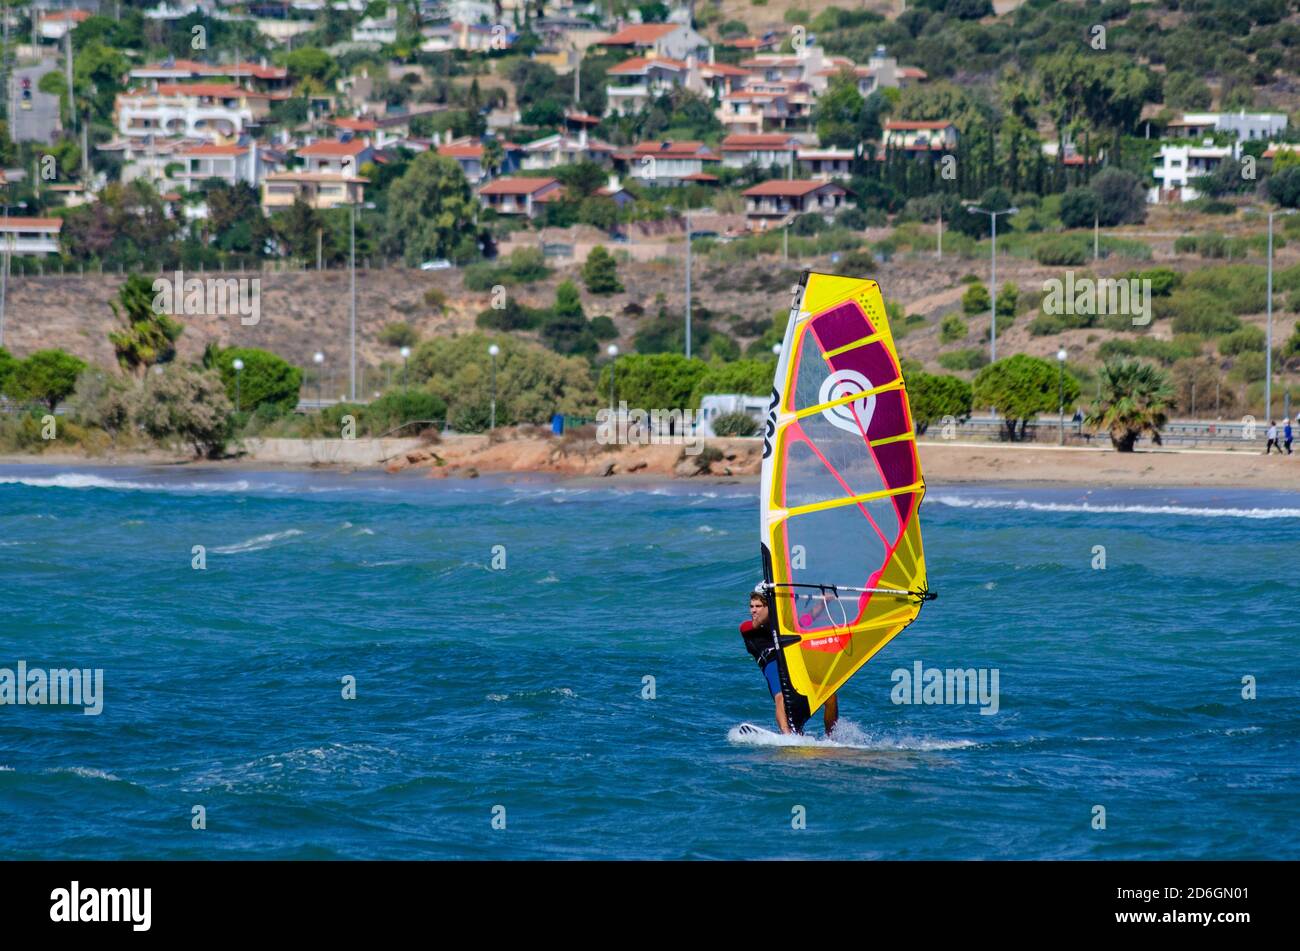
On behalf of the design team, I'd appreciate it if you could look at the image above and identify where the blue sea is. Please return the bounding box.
[1,464,1297,860]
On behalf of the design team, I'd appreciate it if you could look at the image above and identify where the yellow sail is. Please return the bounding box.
[758,271,933,732]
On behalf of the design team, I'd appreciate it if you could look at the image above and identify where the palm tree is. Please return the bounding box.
[1086,360,1174,452]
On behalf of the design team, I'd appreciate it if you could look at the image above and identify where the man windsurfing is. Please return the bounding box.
[740,589,838,736]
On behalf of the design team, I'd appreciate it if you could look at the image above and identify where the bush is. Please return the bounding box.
[379,322,419,348]
[1160,290,1242,335]
[134,366,232,458]
[71,369,133,442]
[962,283,990,315]
[364,388,448,434]
[711,410,759,436]
[939,314,968,343]
[937,348,989,372]
[1097,335,1203,365]
[1035,237,1087,266]
[8,349,87,411]
[1218,326,1266,356]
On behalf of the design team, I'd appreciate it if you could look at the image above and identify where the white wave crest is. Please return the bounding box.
[212,529,304,553]
[0,472,251,494]
[931,494,1300,520]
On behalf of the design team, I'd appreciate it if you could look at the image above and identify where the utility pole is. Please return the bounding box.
[349,200,357,400]
[684,207,692,360]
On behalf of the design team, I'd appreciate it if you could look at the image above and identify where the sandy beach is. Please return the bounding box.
[4,433,1299,490]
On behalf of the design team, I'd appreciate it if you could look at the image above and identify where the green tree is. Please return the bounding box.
[0,346,17,396]
[71,369,134,442]
[686,359,775,408]
[909,371,972,434]
[108,275,184,378]
[210,347,303,414]
[1059,186,1099,229]
[813,69,866,149]
[380,322,419,348]
[410,333,597,426]
[286,47,338,86]
[1085,360,1175,451]
[582,246,623,294]
[541,281,597,356]
[10,350,87,411]
[972,354,1080,441]
[135,366,232,458]
[383,152,477,266]
[606,353,709,410]
[962,283,990,315]
[1091,168,1147,226]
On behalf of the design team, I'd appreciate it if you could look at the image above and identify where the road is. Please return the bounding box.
[9,57,62,144]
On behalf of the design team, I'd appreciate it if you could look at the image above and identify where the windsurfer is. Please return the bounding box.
[741,590,839,736]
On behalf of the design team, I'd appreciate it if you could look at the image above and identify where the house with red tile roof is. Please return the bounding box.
[741,180,848,229]
[720,134,802,171]
[604,56,690,117]
[619,141,720,186]
[297,136,375,175]
[478,177,565,218]
[596,22,709,61]
[879,120,958,159]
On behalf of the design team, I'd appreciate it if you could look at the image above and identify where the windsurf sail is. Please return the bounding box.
[758,270,934,733]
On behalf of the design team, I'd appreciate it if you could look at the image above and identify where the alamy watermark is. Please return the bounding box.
[152,270,261,325]
[1042,272,1151,327]
[891,660,999,715]
[0,661,103,715]
[596,401,703,455]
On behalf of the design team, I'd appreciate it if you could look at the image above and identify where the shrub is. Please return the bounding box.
[962,283,990,315]
[937,348,989,372]
[379,322,418,347]
[1035,237,1087,266]
[211,347,302,414]
[1218,326,1266,356]
[939,314,968,343]
[582,245,623,294]
[711,410,759,436]
[134,366,232,458]
[364,388,448,434]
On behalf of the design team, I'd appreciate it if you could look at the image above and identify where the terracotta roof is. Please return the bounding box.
[564,111,600,125]
[607,56,687,75]
[298,138,370,157]
[134,59,288,80]
[0,217,62,231]
[682,173,719,182]
[701,63,750,77]
[721,134,800,150]
[884,120,954,130]
[598,24,680,45]
[479,177,560,196]
[331,117,380,132]
[743,180,840,197]
[630,141,718,159]
[154,83,253,98]
[438,143,484,159]
[42,10,91,22]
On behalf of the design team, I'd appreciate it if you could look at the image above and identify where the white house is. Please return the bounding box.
[623,140,720,186]
[798,147,855,180]
[353,9,398,44]
[1166,111,1288,142]
[518,131,615,171]
[604,56,689,117]
[1150,141,1238,203]
[115,84,269,141]
[596,22,709,62]
[0,217,63,255]
[741,180,848,229]
[177,141,276,189]
[720,133,801,170]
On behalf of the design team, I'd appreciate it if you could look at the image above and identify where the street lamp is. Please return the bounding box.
[606,343,618,415]
[1265,208,1296,420]
[400,345,411,388]
[1056,348,1067,446]
[313,352,324,406]
[966,205,1018,365]
[772,343,781,356]
[232,358,245,413]
[488,343,500,430]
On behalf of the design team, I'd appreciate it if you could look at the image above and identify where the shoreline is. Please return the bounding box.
[3,436,1300,491]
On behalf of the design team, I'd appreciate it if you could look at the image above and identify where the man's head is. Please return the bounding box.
[749,591,769,626]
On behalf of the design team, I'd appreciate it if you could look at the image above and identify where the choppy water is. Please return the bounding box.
[1,465,1296,859]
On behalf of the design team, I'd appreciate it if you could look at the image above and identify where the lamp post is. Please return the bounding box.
[400,345,411,388]
[966,205,1018,365]
[313,352,324,406]
[1056,348,1067,446]
[606,343,618,415]
[232,358,244,413]
[349,200,357,401]
[684,207,692,360]
[1266,209,1296,421]
[488,343,500,430]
